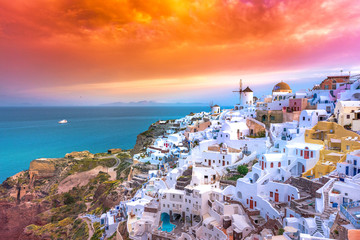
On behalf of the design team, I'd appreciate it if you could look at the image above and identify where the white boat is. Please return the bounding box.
[58,119,68,124]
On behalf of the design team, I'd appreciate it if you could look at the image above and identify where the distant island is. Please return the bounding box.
[100,100,208,107]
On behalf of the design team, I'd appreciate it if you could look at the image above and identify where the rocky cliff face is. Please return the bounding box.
[0,151,131,240]
[131,121,172,155]
[0,200,52,240]
[29,159,56,180]
[65,150,94,159]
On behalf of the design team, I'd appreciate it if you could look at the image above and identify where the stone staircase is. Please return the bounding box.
[321,179,336,219]
[175,167,193,190]
[315,217,325,236]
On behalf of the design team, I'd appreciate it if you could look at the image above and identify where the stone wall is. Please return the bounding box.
[286,177,325,197]
[246,118,266,136]
[256,110,283,128]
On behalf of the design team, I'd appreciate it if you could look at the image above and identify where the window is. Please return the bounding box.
[270,192,273,197]
[271,162,274,168]
[278,162,281,167]
[347,114,350,119]
[301,150,303,156]
[303,117,305,121]
[355,160,357,166]
[311,151,313,158]
[347,145,350,150]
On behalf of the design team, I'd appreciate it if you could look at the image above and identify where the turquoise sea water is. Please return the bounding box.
[0,106,208,183]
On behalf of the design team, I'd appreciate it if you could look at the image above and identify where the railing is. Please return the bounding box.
[340,201,360,229]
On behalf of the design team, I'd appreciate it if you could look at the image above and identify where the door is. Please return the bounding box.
[262,161,264,170]
[209,160,211,166]
[346,166,349,175]
[250,200,254,209]
[275,193,279,202]
[223,161,225,166]
[304,151,309,159]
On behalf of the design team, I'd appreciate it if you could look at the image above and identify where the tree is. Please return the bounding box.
[63,193,75,205]
[278,228,285,235]
[237,165,248,176]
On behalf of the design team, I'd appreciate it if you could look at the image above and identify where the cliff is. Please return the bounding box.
[0,150,133,240]
[131,120,173,155]
[0,118,161,239]
[29,158,56,181]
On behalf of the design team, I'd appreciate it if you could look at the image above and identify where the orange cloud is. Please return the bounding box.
[0,0,360,104]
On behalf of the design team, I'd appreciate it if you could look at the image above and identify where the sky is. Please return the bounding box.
[1,0,360,106]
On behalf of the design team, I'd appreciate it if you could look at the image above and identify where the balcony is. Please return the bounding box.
[340,201,360,229]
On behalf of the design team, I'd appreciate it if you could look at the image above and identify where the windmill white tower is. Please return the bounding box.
[233,79,253,109]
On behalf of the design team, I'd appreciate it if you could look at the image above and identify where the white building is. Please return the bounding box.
[334,101,360,131]
[299,110,328,129]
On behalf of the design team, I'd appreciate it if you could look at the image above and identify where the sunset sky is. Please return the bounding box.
[1,0,360,106]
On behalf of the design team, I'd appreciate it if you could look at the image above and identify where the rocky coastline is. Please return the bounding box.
[0,120,172,240]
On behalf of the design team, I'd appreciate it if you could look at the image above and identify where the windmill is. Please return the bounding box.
[233,79,243,104]
[209,100,214,108]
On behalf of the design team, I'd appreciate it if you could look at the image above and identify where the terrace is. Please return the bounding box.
[340,201,360,229]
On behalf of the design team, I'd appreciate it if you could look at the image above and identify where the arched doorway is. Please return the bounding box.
[253,173,259,183]
[297,162,305,176]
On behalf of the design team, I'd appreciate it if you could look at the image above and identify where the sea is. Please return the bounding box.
[0,106,209,183]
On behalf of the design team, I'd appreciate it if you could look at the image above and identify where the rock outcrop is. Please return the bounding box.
[29,158,56,181]
[0,200,52,240]
[65,150,94,159]
[131,121,172,155]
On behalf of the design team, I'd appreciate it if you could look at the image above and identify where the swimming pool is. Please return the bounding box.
[158,212,176,232]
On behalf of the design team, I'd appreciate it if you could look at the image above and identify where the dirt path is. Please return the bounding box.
[57,156,121,193]
[82,217,94,240]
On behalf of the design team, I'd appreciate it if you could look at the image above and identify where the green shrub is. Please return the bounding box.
[237,165,248,176]
[63,193,75,205]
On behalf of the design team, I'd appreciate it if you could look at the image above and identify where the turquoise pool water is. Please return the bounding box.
[158,212,176,232]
